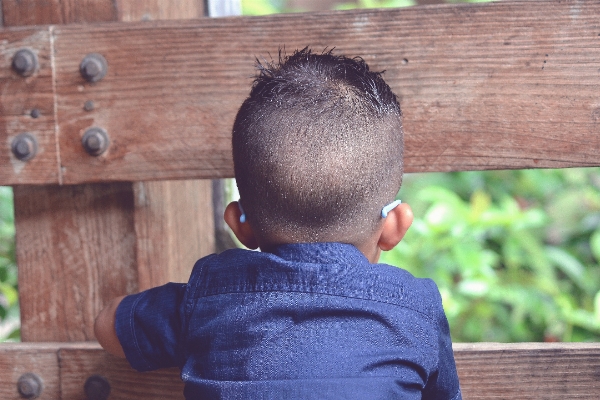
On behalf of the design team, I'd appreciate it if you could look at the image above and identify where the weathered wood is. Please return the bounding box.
[58,343,184,400]
[117,0,204,21]
[5,0,138,347]
[0,342,183,400]
[10,0,216,343]
[14,184,138,341]
[0,343,61,400]
[0,29,59,185]
[133,180,215,289]
[124,1,217,290]
[206,0,241,254]
[1,342,599,398]
[453,342,600,398]
[47,0,600,183]
[1,0,118,26]
[1,1,599,184]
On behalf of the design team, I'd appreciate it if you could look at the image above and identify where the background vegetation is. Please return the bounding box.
[0,187,18,341]
[2,0,599,343]
[381,169,600,342]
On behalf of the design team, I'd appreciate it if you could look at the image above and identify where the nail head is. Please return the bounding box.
[84,100,95,112]
[84,375,111,400]
[82,127,109,156]
[17,373,43,399]
[12,133,38,161]
[80,53,108,83]
[12,49,38,77]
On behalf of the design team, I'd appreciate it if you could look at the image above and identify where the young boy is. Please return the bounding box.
[95,48,462,399]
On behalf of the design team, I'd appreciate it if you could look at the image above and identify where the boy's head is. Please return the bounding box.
[229,48,406,251]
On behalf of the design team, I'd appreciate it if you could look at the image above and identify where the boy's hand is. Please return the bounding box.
[94,295,127,358]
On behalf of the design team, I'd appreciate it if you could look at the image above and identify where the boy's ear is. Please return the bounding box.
[377,202,413,251]
[224,201,259,250]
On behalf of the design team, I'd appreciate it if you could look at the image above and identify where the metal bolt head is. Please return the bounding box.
[84,375,111,400]
[17,373,43,399]
[83,100,95,112]
[80,53,108,83]
[12,49,38,77]
[12,133,38,161]
[82,127,109,156]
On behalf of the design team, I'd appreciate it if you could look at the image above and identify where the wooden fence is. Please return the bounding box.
[0,0,599,398]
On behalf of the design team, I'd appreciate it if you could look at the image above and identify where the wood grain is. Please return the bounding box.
[116,0,204,21]
[10,0,216,344]
[5,0,141,348]
[0,343,60,400]
[14,184,138,341]
[1,0,118,25]
[123,2,217,289]
[0,29,59,185]
[453,342,600,398]
[0,1,598,184]
[133,175,215,289]
[58,343,184,400]
[1,342,599,399]
[45,0,600,184]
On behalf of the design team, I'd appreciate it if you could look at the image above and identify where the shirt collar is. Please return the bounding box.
[267,242,370,266]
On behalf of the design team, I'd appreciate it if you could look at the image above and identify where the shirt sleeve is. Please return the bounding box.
[422,280,463,400]
[115,282,187,372]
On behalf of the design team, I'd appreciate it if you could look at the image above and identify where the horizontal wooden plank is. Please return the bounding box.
[0,342,599,398]
[0,342,183,400]
[58,343,184,400]
[54,0,600,183]
[453,342,600,398]
[1,0,600,184]
[1,0,118,26]
[0,343,61,399]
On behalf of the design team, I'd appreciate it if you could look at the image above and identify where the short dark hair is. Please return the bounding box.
[232,47,404,246]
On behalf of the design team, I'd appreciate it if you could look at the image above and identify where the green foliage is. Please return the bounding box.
[241,0,418,15]
[335,0,416,11]
[242,0,287,15]
[240,0,492,15]
[0,186,19,341]
[381,169,600,342]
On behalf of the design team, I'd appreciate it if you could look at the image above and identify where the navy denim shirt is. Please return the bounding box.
[116,243,461,399]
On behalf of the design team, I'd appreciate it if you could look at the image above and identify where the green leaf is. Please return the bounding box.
[546,246,592,294]
[595,291,600,321]
[590,229,600,262]
[241,0,280,15]
[458,279,489,297]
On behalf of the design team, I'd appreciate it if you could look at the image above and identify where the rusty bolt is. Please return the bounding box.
[12,49,38,77]
[80,53,108,83]
[82,127,109,156]
[12,133,38,161]
[84,375,111,400]
[83,100,95,112]
[17,373,43,399]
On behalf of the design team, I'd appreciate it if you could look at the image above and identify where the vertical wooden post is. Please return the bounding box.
[8,0,215,342]
[120,1,216,291]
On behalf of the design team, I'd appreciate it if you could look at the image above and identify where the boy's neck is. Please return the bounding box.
[259,239,381,264]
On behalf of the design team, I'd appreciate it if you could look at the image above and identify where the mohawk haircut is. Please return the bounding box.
[232,47,404,246]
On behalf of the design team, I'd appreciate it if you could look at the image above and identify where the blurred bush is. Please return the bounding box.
[0,187,19,341]
[381,169,600,342]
